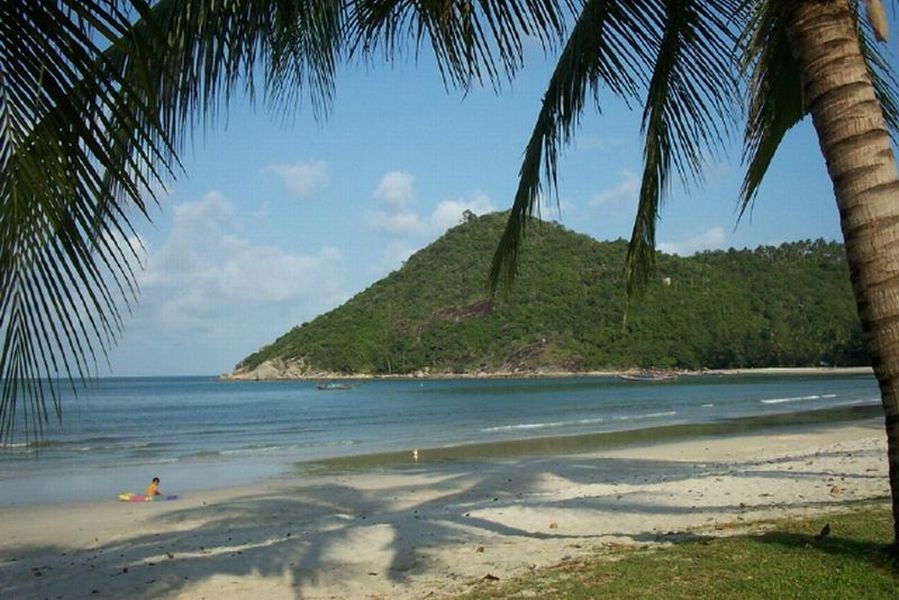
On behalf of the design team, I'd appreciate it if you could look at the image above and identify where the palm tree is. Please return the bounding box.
[487,0,899,545]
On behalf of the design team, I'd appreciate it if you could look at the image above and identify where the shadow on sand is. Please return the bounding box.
[0,424,888,598]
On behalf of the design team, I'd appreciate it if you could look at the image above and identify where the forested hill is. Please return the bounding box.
[229,212,867,379]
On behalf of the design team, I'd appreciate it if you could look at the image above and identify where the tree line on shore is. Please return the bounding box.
[236,213,867,376]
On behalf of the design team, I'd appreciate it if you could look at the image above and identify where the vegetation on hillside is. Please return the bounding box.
[236,213,866,376]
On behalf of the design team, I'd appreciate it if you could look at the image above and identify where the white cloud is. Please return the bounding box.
[264,160,329,199]
[140,191,346,331]
[368,211,426,236]
[365,171,496,275]
[368,187,495,239]
[590,171,639,208]
[658,226,727,256]
[367,171,422,234]
[428,192,494,233]
[374,171,414,208]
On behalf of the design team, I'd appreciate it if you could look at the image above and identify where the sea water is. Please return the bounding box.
[0,373,881,506]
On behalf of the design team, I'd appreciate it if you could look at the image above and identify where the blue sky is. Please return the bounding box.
[104,47,842,377]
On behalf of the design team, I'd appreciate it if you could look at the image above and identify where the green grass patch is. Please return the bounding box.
[460,504,899,599]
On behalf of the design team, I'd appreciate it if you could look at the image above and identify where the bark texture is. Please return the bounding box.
[787,0,899,545]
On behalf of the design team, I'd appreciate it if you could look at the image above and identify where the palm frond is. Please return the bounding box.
[0,0,162,443]
[625,0,741,298]
[351,0,574,91]
[489,0,741,295]
[739,2,804,214]
[856,2,899,144]
[739,0,899,213]
[0,0,347,443]
[489,0,657,292]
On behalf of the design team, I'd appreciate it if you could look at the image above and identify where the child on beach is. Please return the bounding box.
[145,477,161,496]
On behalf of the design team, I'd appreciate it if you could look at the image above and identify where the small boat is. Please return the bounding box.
[316,382,357,390]
[618,371,678,382]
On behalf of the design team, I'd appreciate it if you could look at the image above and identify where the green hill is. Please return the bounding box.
[229,212,867,378]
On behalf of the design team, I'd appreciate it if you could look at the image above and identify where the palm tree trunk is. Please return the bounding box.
[786,0,899,547]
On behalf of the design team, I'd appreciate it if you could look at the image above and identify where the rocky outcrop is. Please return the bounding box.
[222,357,351,381]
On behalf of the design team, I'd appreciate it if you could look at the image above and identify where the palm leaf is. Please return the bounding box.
[854,2,899,143]
[740,0,899,214]
[489,0,658,292]
[0,0,346,443]
[351,0,573,90]
[0,0,575,443]
[739,1,804,213]
[625,0,741,298]
[0,0,161,442]
[489,0,741,295]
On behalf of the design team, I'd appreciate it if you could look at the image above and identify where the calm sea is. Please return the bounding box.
[0,373,882,506]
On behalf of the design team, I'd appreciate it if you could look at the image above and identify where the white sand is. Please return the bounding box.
[0,420,889,599]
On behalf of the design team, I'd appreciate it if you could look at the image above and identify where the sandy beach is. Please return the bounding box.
[0,416,890,599]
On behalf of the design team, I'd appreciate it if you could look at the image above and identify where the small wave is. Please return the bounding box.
[612,411,677,421]
[79,436,123,444]
[701,403,715,408]
[481,420,570,433]
[325,440,355,447]
[482,411,677,433]
[276,425,309,434]
[761,394,825,405]
[179,450,222,461]
[219,445,285,456]
[96,456,180,469]
[0,440,65,454]
[1,442,31,449]
[482,411,681,434]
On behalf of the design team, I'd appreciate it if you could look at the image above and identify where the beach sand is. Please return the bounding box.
[0,419,890,599]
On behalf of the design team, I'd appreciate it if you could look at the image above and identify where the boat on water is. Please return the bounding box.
[617,371,678,382]
[316,382,358,390]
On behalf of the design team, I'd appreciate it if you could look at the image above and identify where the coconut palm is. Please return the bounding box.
[486,0,899,544]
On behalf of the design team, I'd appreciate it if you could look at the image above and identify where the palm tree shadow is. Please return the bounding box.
[0,449,888,599]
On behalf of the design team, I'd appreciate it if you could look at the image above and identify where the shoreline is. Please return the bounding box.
[1,418,889,599]
[298,403,884,474]
[1,402,882,510]
[221,364,875,381]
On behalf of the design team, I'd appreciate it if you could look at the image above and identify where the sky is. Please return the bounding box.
[103,44,845,377]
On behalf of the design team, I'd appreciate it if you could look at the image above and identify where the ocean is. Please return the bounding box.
[0,373,882,506]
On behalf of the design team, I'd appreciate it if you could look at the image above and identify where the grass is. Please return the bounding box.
[459,503,899,599]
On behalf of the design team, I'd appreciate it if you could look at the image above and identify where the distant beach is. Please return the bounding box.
[223,363,874,381]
